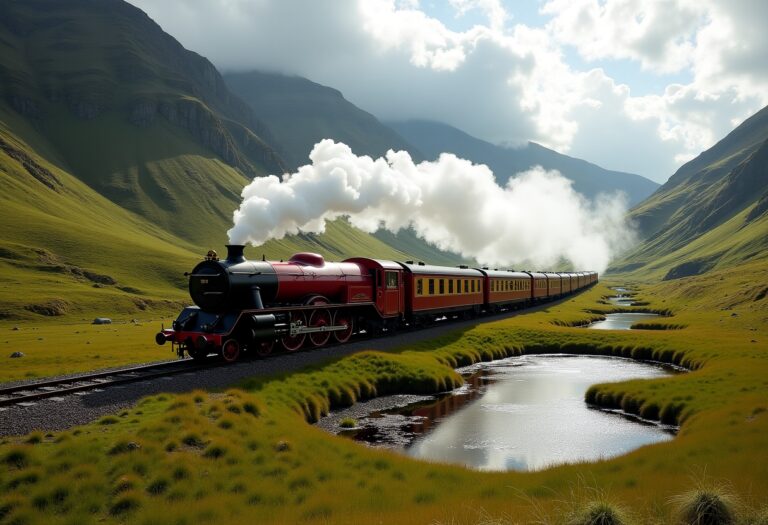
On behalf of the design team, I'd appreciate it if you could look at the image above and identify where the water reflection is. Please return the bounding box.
[345,355,675,472]
[589,312,660,330]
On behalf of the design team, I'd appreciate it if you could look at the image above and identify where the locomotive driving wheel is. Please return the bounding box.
[332,310,354,343]
[308,308,332,347]
[221,338,241,363]
[281,311,307,352]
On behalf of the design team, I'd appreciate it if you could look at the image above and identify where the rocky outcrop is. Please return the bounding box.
[0,136,61,191]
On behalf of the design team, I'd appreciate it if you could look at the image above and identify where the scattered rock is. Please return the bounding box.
[24,299,69,316]
[126,441,141,451]
[731,312,738,317]
[663,259,714,280]
[12,326,19,331]
[274,440,290,452]
[9,351,24,358]
[92,318,112,325]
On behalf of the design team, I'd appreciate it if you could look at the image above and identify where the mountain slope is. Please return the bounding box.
[0,0,289,246]
[0,0,465,320]
[612,105,768,279]
[390,120,659,206]
[223,71,419,170]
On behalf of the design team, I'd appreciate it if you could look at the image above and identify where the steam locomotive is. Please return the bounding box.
[156,245,598,362]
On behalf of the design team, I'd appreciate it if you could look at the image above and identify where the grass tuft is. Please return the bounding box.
[109,491,142,516]
[203,443,228,459]
[3,447,31,469]
[24,432,43,445]
[671,488,738,525]
[339,417,357,428]
[107,440,141,455]
[566,500,631,525]
[181,433,206,448]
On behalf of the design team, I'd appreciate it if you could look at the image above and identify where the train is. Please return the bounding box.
[156,245,598,362]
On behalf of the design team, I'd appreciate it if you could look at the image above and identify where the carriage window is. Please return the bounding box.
[416,279,423,296]
[448,280,454,294]
[428,279,435,295]
[464,280,468,293]
[386,271,399,289]
[456,279,461,294]
[439,279,445,295]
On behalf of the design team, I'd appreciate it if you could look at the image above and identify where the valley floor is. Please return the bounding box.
[1,260,767,524]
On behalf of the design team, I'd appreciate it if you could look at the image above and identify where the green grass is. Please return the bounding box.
[1,260,766,524]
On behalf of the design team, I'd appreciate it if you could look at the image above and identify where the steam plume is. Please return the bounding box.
[228,140,635,272]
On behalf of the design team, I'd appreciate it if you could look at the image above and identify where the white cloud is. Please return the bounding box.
[128,0,768,182]
[542,0,705,74]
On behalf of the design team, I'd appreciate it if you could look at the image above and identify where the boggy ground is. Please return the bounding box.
[1,260,767,524]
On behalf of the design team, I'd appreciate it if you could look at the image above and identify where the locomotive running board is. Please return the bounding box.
[290,323,348,335]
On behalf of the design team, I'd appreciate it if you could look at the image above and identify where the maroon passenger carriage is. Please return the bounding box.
[156,245,598,362]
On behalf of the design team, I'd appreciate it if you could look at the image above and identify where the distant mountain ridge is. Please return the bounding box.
[223,71,420,170]
[612,105,768,279]
[389,120,659,206]
[223,70,474,265]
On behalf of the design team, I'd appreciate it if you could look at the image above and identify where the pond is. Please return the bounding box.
[321,355,676,472]
[588,312,660,330]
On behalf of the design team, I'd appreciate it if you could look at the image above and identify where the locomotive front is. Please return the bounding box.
[156,245,283,361]
[188,244,278,312]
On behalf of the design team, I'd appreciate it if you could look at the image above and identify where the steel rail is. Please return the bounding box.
[0,359,215,408]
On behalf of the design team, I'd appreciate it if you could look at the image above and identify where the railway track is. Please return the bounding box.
[0,296,582,411]
[0,359,217,408]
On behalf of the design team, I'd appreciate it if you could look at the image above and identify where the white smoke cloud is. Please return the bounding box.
[228,140,636,272]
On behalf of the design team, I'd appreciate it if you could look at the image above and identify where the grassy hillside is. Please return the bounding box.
[0,0,470,321]
[0,0,287,246]
[390,119,659,206]
[613,105,768,280]
[0,114,430,323]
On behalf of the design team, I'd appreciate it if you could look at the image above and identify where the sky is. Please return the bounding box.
[127,0,768,183]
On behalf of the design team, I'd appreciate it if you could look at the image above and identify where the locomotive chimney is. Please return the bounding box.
[225,244,246,263]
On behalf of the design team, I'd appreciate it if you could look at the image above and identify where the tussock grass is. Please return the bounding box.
[565,501,632,525]
[630,322,687,330]
[0,272,767,524]
[671,477,741,525]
